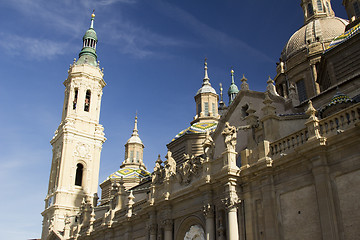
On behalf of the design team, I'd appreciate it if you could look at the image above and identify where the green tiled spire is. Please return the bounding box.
[76,11,98,67]
[228,69,239,105]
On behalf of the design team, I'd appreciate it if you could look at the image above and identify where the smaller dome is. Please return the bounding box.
[196,84,217,95]
[320,92,354,118]
[127,135,143,145]
[83,28,98,41]
[107,167,150,180]
[228,83,239,95]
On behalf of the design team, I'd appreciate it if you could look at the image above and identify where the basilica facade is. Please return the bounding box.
[41,1,360,240]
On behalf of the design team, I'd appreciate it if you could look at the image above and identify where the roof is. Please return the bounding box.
[327,22,360,51]
[107,167,150,180]
[172,121,218,142]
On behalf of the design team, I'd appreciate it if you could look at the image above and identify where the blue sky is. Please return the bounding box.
[0,0,347,239]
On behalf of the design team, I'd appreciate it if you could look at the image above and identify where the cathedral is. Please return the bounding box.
[41,1,360,239]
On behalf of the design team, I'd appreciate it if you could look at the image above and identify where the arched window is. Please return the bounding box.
[73,88,78,110]
[308,3,314,16]
[317,0,323,12]
[84,90,91,112]
[75,163,84,186]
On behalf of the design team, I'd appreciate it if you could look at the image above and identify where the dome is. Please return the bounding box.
[228,83,239,95]
[127,135,143,145]
[281,17,347,60]
[196,84,217,95]
[83,28,98,41]
[107,167,150,180]
[172,121,218,142]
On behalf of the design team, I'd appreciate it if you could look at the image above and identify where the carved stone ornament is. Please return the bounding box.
[152,155,164,185]
[222,197,240,211]
[221,122,237,152]
[203,204,214,217]
[164,151,176,179]
[176,154,204,185]
[74,142,91,159]
[203,131,215,159]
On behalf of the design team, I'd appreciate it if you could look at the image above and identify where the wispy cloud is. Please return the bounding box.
[0,32,70,60]
[98,0,137,5]
[153,0,274,62]
[102,18,191,58]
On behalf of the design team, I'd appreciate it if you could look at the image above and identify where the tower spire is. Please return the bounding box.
[228,68,239,105]
[132,113,139,136]
[76,11,98,67]
[203,58,210,85]
[90,10,95,29]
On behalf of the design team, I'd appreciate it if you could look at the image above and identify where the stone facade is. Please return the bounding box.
[42,2,360,240]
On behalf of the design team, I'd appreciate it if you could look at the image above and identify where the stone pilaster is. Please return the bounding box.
[203,204,215,240]
[312,156,339,240]
[163,219,173,240]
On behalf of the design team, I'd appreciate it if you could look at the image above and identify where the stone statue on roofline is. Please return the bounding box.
[203,130,215,159]
[222,122,237,152]
[164,150,176,179]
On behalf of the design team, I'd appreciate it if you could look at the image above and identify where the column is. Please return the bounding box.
[227,204,239,240]
[203,204,215,240]
[163,219,173,240]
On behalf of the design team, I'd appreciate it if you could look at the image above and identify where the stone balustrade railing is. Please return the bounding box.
[319,103,360,137]
[270,128,309,157]
[270,103,360,158]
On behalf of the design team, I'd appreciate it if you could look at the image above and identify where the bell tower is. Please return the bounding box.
[41,12,106,240]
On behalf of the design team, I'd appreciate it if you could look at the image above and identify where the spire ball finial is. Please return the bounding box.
[92,9,95,18]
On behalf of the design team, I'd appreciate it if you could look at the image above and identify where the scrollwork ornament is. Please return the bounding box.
[74,142,91,159]
[203,204,214,217]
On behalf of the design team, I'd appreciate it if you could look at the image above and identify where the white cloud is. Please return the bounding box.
[0,32,70,60]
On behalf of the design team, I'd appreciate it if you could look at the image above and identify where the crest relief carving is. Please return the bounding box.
[74,142,91,159]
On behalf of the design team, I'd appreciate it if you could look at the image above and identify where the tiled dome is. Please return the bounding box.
[281,17,347,60]
[107,167,150,180]
[327,22,360,51]
[172,121,217,142]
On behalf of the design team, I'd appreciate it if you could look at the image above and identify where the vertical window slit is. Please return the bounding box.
[84,90,91,112]
[75,163,83,186]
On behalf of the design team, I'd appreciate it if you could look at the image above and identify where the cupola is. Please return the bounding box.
[228,69,239,105]
[193,59,219,124]
[76,11,98,67]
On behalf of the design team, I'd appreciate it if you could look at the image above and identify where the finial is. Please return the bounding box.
[134,112,138,132]
[220,83,223,102]
[231,68,235,84]
[204,58,209,79]
[90,10,95,29]
[240,74,249,90]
